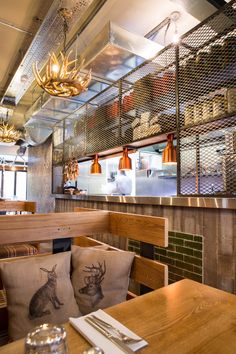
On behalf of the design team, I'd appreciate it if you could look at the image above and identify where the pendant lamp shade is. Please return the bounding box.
[119,147,132,170]
[90,154,102,174]
[162,134,177,165]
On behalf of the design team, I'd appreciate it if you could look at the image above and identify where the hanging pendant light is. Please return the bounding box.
[162,134,177,165]
[90,154,102,174]
[119,147,132,170]
[32,6,91,98]
[0,110,21,144]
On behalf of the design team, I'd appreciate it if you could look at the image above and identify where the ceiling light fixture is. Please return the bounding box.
[32,5,91,98]
[119,147,132,171]
[90,154,102,174]
[162,134,177,165]
[0,110,21,144]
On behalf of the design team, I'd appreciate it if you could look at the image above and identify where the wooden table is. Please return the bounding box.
[1,279,236,354]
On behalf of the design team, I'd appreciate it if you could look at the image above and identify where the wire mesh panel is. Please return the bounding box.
[178,0,236,195]
[64,114,86,161]
[50,0,236,197]
[85,86,120,154]
[122,46,176,143]
[180,117,236,195]
[52,122,64,165]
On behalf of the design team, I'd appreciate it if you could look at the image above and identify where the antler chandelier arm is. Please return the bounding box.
[32,6,92,98]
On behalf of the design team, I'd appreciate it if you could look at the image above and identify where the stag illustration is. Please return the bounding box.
[29,264,64,319]
[79,261,106,307]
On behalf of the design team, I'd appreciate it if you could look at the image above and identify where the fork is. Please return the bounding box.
[91,315,142,344]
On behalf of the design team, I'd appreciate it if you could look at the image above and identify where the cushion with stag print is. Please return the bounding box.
[71,245,135,315]
[0,252,79,340]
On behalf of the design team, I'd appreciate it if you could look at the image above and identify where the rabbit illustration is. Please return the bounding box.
[29,264,64,319]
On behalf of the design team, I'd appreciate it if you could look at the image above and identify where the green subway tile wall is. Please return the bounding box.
[128,231,203,284]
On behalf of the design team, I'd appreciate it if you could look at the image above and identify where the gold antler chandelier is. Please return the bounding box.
[32,6,91,98]
[0,121,21,144]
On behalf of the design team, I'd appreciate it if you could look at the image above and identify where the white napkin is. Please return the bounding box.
[69,309,148,354]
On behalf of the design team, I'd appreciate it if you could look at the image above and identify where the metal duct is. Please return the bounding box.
[79,21,163,81]
[24,124,53,146]
[24,21,163,144]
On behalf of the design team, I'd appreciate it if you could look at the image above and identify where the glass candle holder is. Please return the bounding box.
[24,323,68,354]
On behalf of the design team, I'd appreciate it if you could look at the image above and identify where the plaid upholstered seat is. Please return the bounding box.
[0,244,38,259]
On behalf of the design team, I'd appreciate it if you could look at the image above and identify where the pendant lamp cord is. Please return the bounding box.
[63,17,69,55]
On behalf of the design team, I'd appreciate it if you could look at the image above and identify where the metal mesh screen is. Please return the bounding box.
[85,86,120,154]
[178,0,236,195]
[51,0,236,196]
[52,122,64,165]
[122,46,176,143]
[64,114,86,160]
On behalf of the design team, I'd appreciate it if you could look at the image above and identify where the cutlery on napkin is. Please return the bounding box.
[69,309,148,354]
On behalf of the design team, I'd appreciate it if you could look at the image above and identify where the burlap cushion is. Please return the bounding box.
[0,252,79,340]
[0,243,38,259]
[71,246,135,315]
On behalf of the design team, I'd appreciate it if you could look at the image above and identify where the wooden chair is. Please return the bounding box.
[0,210,168,344]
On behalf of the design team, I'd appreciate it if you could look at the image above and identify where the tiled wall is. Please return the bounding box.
[126,231,203,284]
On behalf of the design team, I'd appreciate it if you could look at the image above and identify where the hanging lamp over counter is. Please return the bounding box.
[162,134,177,165]
[119,147,132,170]
[90,154,102,174]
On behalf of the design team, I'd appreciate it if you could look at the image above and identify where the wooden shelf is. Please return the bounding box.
[180,112,236,136]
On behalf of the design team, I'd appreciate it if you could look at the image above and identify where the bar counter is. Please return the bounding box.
[53,194,236,210]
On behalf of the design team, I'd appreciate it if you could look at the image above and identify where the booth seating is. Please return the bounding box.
[0,210,168,344]
[0,201,38,259]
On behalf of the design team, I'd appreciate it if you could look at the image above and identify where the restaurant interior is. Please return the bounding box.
[0,0,236,353]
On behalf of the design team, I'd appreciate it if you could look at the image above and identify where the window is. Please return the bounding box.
[1,170,27,200]
[16,171,27,200]
[3,171,15,199]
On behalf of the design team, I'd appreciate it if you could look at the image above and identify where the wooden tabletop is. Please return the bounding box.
[1,279,236,354]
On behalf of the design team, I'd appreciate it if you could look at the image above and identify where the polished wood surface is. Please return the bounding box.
[0,211,109,244]
[109,212,168,247]
[0,211,167,247]
[1,279,236,354]
[0,201,36,213]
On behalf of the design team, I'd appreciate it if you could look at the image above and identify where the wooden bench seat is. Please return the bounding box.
[0,210,168,344]
[0,201,37,261]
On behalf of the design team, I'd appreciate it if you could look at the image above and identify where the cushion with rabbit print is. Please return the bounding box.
[71,246,135,315]
[0,252,79,340]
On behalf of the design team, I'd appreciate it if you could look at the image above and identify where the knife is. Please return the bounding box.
[85,316,135,354]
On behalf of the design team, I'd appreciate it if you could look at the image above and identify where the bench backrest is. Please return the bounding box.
[0,201,36,213]
[0,210,168,288]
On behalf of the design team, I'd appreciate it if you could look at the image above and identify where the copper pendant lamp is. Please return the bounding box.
[90,154,102,174]
[162,134,177,165]
[119,147,132,170]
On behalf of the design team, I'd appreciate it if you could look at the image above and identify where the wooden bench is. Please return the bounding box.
[0,201,37,260]
[0,201,36,214]
[0,210,168,344]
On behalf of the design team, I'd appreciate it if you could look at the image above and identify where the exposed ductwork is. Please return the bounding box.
[23,125,53,146]
[23,21,162,145]
[2,0,227,146]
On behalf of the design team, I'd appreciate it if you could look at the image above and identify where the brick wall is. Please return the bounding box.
[128,231,203,284]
